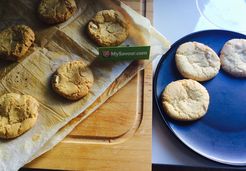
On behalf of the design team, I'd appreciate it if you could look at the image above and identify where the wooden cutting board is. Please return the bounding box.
[25,1,152,170]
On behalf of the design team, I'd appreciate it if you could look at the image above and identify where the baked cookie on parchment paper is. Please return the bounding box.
[38,0,77,24]
[0,25,35,61]
[0,93,39,139]
[87,9,129,47]
[175,42,220,81]
[52,60,94,101]
[162,79,209,121]
[220,39,246,77]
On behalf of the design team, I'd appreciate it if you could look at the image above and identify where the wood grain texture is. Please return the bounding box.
[145,0,153,23]
[69,75,138,138]
[26,1,152,170]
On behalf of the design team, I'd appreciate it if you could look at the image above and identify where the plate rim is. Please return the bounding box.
[153,29,246,166]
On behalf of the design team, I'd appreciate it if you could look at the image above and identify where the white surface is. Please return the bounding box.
[152,0,246,167]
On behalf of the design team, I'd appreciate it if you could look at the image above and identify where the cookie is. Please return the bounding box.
[220,39,246,77]
[0,25,35,61]
[87,9,128,47]
[162,79,209,121]
[175,42,221,81]
[52,61,94,100]
[0,93,39,139]
[38,0,77,24]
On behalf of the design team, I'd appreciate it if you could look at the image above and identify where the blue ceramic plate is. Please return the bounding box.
[154,30,246,165]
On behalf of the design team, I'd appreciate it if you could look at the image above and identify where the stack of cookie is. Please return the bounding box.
[161,39,246,121]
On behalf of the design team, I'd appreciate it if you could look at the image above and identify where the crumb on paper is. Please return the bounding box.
[32,134,40,142]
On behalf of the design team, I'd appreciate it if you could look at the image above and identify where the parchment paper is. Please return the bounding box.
[0,0,170,170]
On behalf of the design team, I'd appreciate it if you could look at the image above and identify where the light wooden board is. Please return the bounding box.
[25,1,152,170]
[69,73,138,138]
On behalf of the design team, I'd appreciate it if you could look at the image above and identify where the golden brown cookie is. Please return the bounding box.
[38,0,77,24]
[162,79,209,121]
[175,42,221,81]
[52,61,94,100]
[0,93,39,139]
[0,25,35,61]
[87,9,128,46]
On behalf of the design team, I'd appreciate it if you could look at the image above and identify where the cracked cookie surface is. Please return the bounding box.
[0,93,39,139]
[87,9,128,47]
[175,42,220,81]
[162,79,209,121]
[220,39,246,77]
[0,25,35,61]
[38,0,77,24]
[52,61,94,100]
